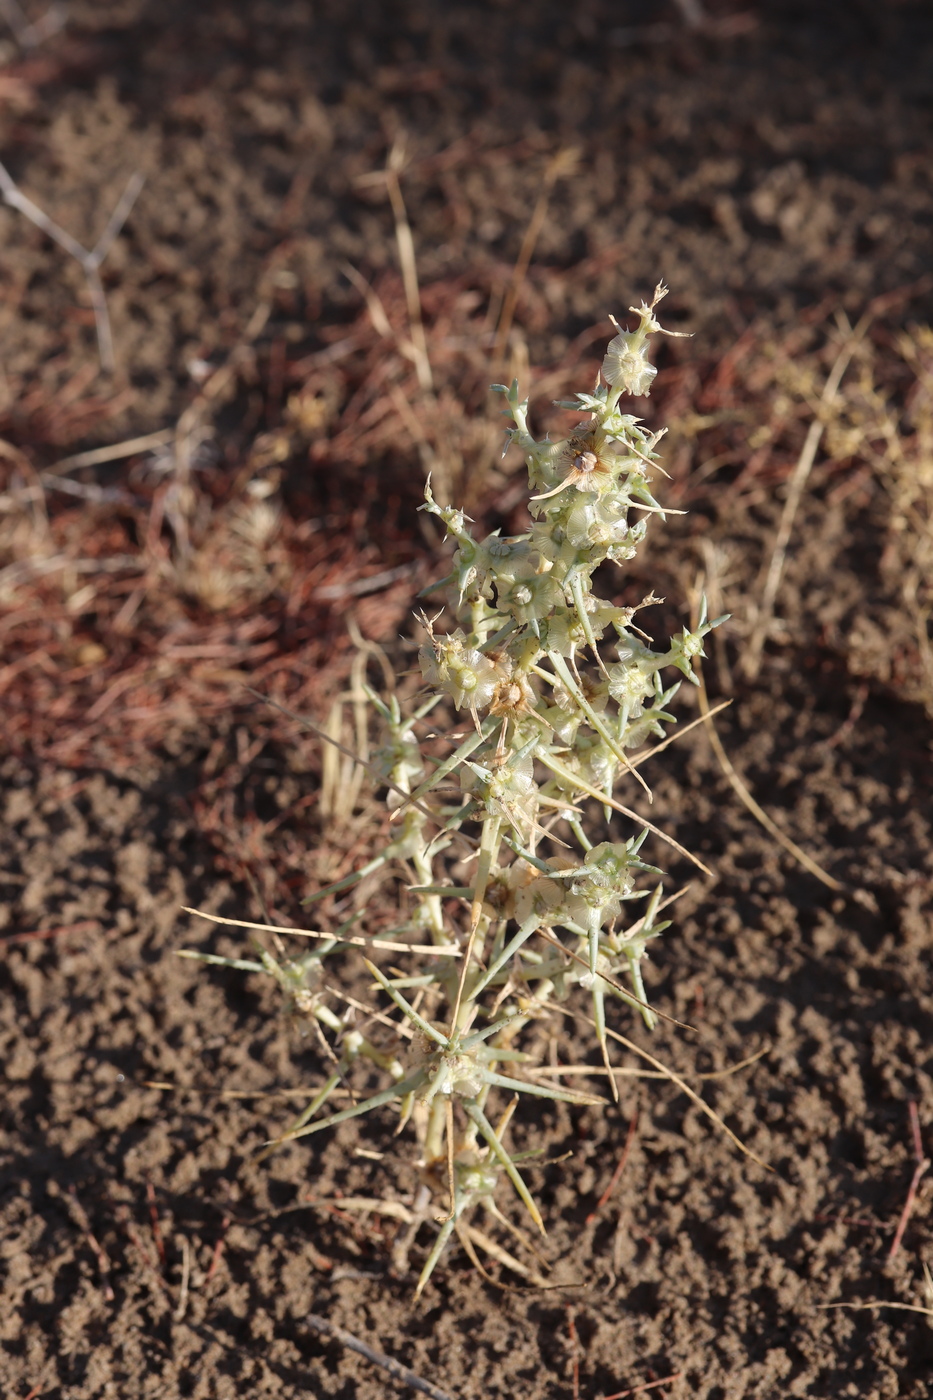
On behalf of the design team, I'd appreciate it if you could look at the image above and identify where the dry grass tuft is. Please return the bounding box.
[656,293,933,716]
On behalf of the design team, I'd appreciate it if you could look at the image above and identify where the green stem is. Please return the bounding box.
[415,1210,461,1300]
[627,951,657,1030]
[480,1070,603,1106]
[365,959,448,1047]
[281,1068,428,1143]
[463,1100,545,1236]
[282,1071,343,1136]
[470,915,541,1000]
[424,1095,449,1167]
[569,570,608,676]
[450,813,501,1032]
[301,853,388,906]
[411,842,447,945]
[396,717,497,814]
[547,650,644,791]
[314,1004,342,1034]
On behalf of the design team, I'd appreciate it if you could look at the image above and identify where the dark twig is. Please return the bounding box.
[305,1314,454,1400]
[0,160,144,373]
[821,681,869,752]
[566,1304,581,1400]
[66,1186,114,1301]
[0,918,100,948]
[813,1211,886,1230]
[889,1101,930,1261]
[605,1373,684,1400]
[112,1202,168,1289]
[585,1104,639,1224]
[146,1179,167,1268]
[205,1215,231,1283]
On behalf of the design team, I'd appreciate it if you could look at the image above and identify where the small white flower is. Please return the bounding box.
[602,327,658,398]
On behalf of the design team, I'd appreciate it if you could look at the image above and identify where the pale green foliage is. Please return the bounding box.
[184,285,727,1295]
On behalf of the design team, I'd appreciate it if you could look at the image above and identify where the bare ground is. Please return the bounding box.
[2,3,933,1398]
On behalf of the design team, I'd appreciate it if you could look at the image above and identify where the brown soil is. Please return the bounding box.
[2,3,933,1398]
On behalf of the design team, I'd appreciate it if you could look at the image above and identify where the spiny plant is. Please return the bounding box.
[183,284,732,1295]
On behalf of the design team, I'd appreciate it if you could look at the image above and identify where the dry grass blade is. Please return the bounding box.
[695,1045,771,1080]
[246,688,460,836]
[493,146,579,363]
[304,1196,415,1222]
[817,1302,933,1318]
[534,926,695,1032]
[530,1065,672,1081]
[566,1304,581,1400]
[691,651,843,892]
[180,908,461,956]
[173,1235,191,1322]
[457,1221,551,1289]
[744,312,871,680]
[319,645,376,820]
[384,140,433,392]
[538,752,714,877]
[606,1025,771,1171]
[530,1044,769,1084]
[0,918,100,948]
[0,162,144,374]
[143,1081,353,1102]
[549,1003,770,1172]
[628,698,731,770]
[341,261,393,338]
[43,429,175,477]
